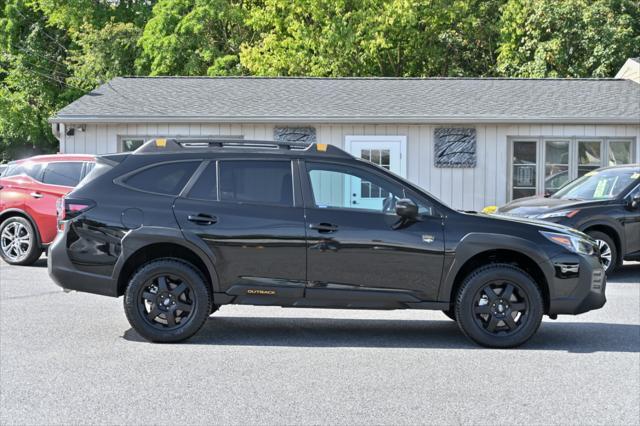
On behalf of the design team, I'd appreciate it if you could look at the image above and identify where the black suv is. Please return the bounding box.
[49,139,607,348]
[498,164,640,273]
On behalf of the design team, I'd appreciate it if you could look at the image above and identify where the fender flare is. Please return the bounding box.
[0,208,43,248]
[114,226,222,293]
[576,218,624,252]
[437,232,556,302]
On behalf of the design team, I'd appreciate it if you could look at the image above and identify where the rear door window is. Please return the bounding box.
[42,162,84,187]
[188,162,217,200]
[219,160,293,206]
[123,161,199,195]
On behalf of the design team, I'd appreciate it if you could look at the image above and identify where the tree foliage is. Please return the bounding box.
[137,0,254,76]
[240,0,504,77]
[497,0,640,77]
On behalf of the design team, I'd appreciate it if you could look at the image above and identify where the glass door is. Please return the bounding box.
[544,140,570,195]
[512,141,537,199]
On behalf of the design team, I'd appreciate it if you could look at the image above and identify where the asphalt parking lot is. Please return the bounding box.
[1,258,639,425]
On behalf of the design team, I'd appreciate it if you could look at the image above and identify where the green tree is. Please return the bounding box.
[0,0,76,156]
[239,0,504,77]
[137,0,254,76]
[497,0,640,77]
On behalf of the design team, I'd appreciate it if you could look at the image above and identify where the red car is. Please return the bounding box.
[0,154,95,265]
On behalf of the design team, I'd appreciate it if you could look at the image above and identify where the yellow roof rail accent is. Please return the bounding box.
[316,143,328,152]
[155,138,167,147]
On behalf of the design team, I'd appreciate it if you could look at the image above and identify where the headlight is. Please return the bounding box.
[537,209,580,219]
[540,231,595,255]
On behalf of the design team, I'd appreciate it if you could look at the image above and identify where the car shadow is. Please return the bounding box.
[123,317,640,353]
[608,263,640,282]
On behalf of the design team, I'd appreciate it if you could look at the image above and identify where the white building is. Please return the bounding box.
[50,66,640,211]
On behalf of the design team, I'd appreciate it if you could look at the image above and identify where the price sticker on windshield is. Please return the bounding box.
[631,173,640,179]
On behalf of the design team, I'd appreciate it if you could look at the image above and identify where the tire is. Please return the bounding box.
[124,258,212,343]
[587,231,618,273]
[442,310,456,321]
[0,216,42,266]
[454,263,544,348]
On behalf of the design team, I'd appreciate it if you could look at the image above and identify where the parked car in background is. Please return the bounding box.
[0,154,95,265]
[49,139,607,348]
[497,164,640,272]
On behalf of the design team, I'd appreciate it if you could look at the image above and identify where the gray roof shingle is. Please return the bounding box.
[51,76,640,124]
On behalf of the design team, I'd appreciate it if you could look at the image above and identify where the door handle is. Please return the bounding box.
[309,223,338,233]
[187,214,217,225]
[30,192,43,199]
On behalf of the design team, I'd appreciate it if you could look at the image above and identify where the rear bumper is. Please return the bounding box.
[48,230,119,297]
[546,253,606,315]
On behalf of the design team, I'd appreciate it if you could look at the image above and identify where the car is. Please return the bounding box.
[48,139,606,348]
[0,164,8,176]
[0,154,95,265]
[497,164,640,273]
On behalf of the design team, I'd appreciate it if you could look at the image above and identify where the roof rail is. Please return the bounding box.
[134,138,352,158]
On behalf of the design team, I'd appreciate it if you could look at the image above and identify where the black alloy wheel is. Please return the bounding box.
[124,258,212,343]
[455,264,543,348]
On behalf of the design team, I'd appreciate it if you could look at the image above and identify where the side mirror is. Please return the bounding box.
[395,198,418,220]
[630,194,640,209]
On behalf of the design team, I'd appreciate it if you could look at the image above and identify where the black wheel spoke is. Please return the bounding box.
[142,291,156,302]
[486,316,499,332]
[502,284,514,301]
[504,314,517,330]
[484,287,498,302]
[147,306,160,321]
[165,309,176,327]
[157,276,169,292]
[510,302,526,312]
[474,305,491,314]
[175,302,192,313]
[172,282,188,298]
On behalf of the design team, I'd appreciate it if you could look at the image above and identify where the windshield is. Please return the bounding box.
[552,168,640,200]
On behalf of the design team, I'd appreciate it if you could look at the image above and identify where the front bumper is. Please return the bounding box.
[48,229,119,297]
[546,252,606,315]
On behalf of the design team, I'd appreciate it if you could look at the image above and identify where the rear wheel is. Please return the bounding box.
[455,264,543,348]
[587,231,617,273]
[124,258,212,343]
[0,216,42,265]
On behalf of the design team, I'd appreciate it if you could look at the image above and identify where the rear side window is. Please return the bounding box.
[124,161,199,195]
[3,162,44,180]
[219,161,293,206]
[76,161,110,189]
[188,162,217,200]
[42,162,84,187]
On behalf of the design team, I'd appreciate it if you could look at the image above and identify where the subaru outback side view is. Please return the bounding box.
[48,139,607,348]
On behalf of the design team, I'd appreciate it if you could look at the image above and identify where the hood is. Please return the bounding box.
[497,195,602,217]
[463,210,590,239]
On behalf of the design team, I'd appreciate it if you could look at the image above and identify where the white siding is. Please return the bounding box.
[61,122,640,211]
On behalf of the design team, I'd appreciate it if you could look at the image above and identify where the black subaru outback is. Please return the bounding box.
[48,139,606,348]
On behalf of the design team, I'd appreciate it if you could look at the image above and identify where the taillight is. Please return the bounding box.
[57,197,95,225]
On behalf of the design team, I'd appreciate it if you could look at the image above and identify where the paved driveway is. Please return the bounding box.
[1,258,638,425]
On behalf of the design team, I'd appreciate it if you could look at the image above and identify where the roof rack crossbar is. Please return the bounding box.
[135,137,353,158]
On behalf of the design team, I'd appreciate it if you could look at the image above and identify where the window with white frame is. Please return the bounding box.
[510,138,635,200]
[121,138,146,152]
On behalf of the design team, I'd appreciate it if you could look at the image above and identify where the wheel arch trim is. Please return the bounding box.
[115,226,221,295]
[0,208,43,248]
[438,233,555,303]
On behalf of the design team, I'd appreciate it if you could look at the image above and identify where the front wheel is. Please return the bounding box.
[0,216,42,265]
[587,231,617,273]
[124,258,212,343]
[454,264,543,348]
